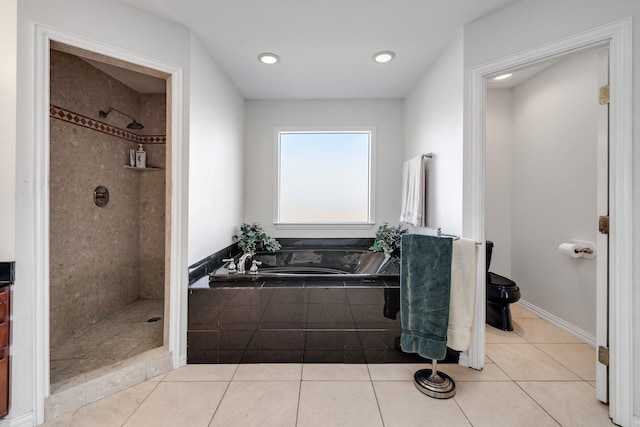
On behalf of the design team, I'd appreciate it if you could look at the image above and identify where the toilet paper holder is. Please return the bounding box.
[575,247,594,255]
[558,240,596,260]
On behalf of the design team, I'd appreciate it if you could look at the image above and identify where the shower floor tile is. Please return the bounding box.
[50,298,164,389]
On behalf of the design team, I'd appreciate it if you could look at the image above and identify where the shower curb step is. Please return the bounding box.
[45,348,173,421]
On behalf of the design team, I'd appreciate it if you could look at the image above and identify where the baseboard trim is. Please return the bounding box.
[516,300,596,346]
[0,412,35,427]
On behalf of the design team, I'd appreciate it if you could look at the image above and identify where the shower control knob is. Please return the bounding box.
[93,186,109,207]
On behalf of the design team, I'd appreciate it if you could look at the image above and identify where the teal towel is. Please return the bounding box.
[400,234,453,360]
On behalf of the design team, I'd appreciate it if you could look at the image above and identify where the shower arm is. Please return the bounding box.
[99,106,144,130]
[100,106,133,120]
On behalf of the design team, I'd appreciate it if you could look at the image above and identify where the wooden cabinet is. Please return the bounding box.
[0,285,9,418]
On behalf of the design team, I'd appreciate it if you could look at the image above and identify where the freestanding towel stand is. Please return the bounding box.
[413,227,460,399]
[413,359,456,399]
[411,227,458,399]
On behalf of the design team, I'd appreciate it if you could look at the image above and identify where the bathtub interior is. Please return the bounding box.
[209,248,399,282]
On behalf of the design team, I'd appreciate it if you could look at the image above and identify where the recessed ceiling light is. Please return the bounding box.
[493,73,513,81]
[258,53,280,65]
[373,51,395,64]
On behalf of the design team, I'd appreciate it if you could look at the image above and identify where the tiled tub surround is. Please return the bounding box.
[49,48,167,351]
[188,239,460,364]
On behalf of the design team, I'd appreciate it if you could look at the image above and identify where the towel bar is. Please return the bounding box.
[436,228,482,245]
[413,359,456,399]
[436,227,460,241]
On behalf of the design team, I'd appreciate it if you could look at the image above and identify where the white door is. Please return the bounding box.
[595,47,609,404]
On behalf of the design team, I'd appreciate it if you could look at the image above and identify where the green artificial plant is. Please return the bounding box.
[369,222,408,255]
[235,222,281,255]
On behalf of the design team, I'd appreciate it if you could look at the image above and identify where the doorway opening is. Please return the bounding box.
[484,46,606,396]
[467,18,633,425]
[48,42,171,391]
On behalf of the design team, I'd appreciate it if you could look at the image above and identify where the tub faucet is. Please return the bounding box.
[237,253,252,274]
[249,260,262,275]
[222,258,236,273]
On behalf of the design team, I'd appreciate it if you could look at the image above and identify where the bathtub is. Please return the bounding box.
[188,239,460,364]
[208,248,400,283]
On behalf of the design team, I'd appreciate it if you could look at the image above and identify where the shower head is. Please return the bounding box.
[127,120,144,130]
[98,106,144,130]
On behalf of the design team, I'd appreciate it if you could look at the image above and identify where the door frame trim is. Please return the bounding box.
[466,17,633,425]
[32,24,187,423]
[595,47,610,403]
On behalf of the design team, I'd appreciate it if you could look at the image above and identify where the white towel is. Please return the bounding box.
[399,156,427,226]
[447,238,478,351]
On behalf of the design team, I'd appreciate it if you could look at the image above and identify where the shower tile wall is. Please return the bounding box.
[139,93,166,299]
[49,50,166,346]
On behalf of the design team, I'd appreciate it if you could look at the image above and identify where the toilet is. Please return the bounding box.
[485,241,521,331]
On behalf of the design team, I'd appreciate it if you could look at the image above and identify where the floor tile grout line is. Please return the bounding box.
[488,341,587,382]
[365,363,388,427]
[294,378,303,427]
[512,380,564,426]
[228,363,241,382]
[532,342,596,381]
[205,379,234,427]
[369,378,387,427]
[451,394,474,427]
[119,378,162,427]
[484,345,527,383]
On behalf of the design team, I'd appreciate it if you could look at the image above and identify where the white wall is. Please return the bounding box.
[488,50,599,337]
[404,30,464,236]
[485,89,512,277]
[463,0,640,417]
[244,99,404,238]
[511,50,599,336]
[188,35,244,265]
[0,0,16,262]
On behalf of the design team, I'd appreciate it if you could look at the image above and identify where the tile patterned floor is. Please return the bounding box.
[50,299,164,390]
[43,304,614,426]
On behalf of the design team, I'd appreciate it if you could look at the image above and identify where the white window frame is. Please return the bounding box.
[273,126,376,230]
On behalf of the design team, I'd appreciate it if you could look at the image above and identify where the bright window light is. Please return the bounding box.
[277,131,372,224]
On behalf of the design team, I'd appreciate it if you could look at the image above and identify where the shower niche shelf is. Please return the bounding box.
[123,165,163,171]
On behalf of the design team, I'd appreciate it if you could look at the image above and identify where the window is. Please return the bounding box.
[276,129,374,226]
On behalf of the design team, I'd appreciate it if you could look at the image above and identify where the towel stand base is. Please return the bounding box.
[413,360,456,399]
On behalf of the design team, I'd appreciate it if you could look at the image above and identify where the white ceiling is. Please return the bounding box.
[116,0,523,99]
[83,58,167,93]
[486,59,560,89]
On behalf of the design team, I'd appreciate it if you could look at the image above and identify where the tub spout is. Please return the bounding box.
[237,253,252,274]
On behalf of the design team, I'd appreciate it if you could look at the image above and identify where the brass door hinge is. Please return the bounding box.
[598,346,609,366]
[599,215,609,235]
[599,85,610,105]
